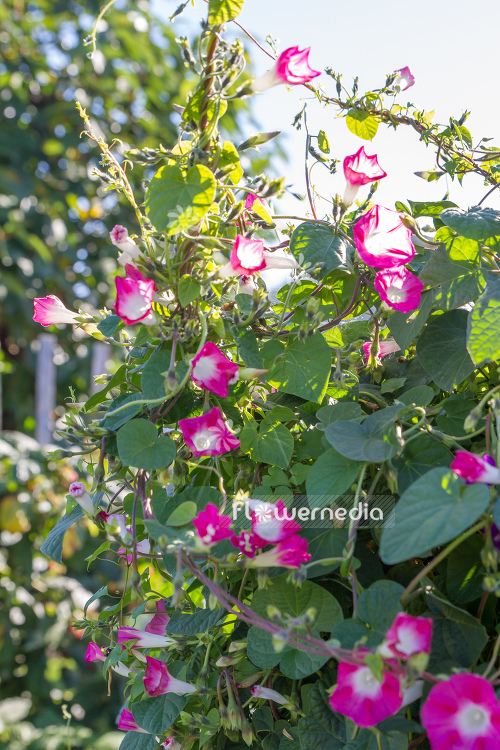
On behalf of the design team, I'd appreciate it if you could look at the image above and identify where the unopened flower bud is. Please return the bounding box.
[228,640,247,653]
[237,672,265,689]
[408,651,430,674]
[272,631,289,653]
[257,569,269,589]
[241,718,254,746]
[464,407,482,432]
[238,367,268,381]
[304,607,317,625]
[165,368,179,392]
[266,605,281,621]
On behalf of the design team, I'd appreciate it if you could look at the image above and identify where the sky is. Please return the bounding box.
[151,0,500,217]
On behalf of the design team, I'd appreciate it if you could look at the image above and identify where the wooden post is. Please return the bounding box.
[35,334,56,445]
[90,341,110,394]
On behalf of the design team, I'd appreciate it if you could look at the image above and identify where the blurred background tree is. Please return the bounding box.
[0,0,262,435]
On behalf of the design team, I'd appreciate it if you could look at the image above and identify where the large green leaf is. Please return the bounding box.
[119,732,157,750]
[380,468,489,564]
[387,290,435,351]
[266,334,332,403]
[302,527,348,578]
[306,448,361,508]
[416,310,475,391]
[298,683,347,750]
[240,416,294,469]
[407,199,457,218]
[132,694,188,734]
[145,165,215,235]
[102,393,143,431]
[117,420,176,470]
[166,609,223,636]
[446,535,484,605]
[426,593,488,668]
[394,434,452,493]
[418,237,486,310]
[289,223,349,279]
[208,0,244,23]
[467,276,500,365]
[345,108,378,140]
[40,506,84,563]
[324,405,404,462]
[141,346,171,400]
[440,206,500,244]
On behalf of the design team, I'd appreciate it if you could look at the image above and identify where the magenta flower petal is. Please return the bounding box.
[114,266,154,325]
[385,613,433,659]
[248,534,311,569]
[250,499,301,543]
[451,451,500,485]
[85,642,106,663]
[421,674,500,750]
[192,503,233,548]
[252,46,320,92]
[231,530,267,559]
[374,266,423,313]
[354,206,415,269]
[191,342,239,398]
[178,406,240,457]
[393,66,415,91]
[230,236,266,276]
[118,626,173,648]
[362,339,400,365]
[344,146,387,188]
[144,600,170,635]
[329,653,403,727]
[143,656,196,697]
[33,295,79,327]
[117,708,146,732]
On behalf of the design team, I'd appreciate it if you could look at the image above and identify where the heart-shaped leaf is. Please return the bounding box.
[117,419,176,470]
[145,164,215,235]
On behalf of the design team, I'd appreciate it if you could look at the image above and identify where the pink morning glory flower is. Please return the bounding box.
[191,342,239,398]
[219,236,267,277]
[354,206,415,269]
[144,600,170,635]
[33,295,80,327]
[110,225,141,268]
[363,339,400,365]
[117,708,147,733]
[342,147,387,207]
[247,534,311,569]
[329,652,403,727]
[231,530,268,559]
[249,499,301,544]
[192,503,233,548]
[384,613,433,659]
[143,656,196,697]
[99,511,129,539]
[451,451,500,485]
[117,539,151,564]
[69,481,94,515]
[251,47,321,92]
[114,265,155,325]
[118,626,173,649]
[421,674,500,750]
[393,66,415,91]
[163,739,181,750]
[178,406,240,457]
[85,642,131,678]
[374,266,424,314]
[251,685,288,705]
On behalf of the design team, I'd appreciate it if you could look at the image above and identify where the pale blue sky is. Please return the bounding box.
[152,0,500,215]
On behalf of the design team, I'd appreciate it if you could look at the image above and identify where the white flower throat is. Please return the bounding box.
[386,285,405,304]
[194,429,217,452]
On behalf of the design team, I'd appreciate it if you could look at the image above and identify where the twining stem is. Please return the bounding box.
[400,519,486,603]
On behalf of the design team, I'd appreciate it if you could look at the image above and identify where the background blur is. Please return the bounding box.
[1,0,499,746]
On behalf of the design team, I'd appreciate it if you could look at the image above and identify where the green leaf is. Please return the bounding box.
[132,694,188,734]
[418,237,486,310]
[306,448,361,508]
[141,346,171,400]
[446,535,484,604]
[117,420,176,471]
[219,140,243,184]
[416,310,475,391]
[289,223,349,279]
[380,468,489,564]
[426,592,488,668]
[387,290,435,351]
[233,328,264,368]
[316,402,363,427]
[165,501,197,526]
[395,385,434,408]
[208,0,244,23]
[345,109,379,140]
[356,581,404,641]
[119,732,157,750]
[102,393,143,431]
[407,200,457,218]
[318,130,330,154]
[40,506,84,563]
[266,333,332,403]
[467,276,500,365]
[178,275,201,307]
[97,314,123,338]
[166,609,223,636]
[380,377,406,394]
[440,206,500,244]
[240,418,294,470]
[298,683,346,750]
[145,165,216,235]
[436,395,477,437]
[84,584,108,617]
[394,434,451,494]
[324,405,404,462]
[302,527,348,578]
